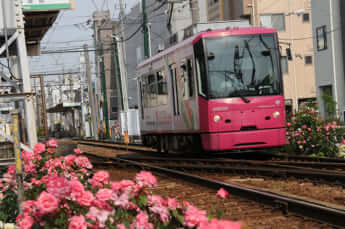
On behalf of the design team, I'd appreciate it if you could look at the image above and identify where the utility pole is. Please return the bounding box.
[15,0,37,148]
[100,43,110,139]
[39,75,48,139]
[83,44,98,140]
[113,38,124,111]
[142,0,150,58]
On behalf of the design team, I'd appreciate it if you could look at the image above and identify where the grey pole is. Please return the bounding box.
[15,0,38,148]
[11,110,24,214]
[83,45,98,140]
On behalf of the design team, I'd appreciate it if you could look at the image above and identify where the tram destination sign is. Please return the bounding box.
[23,0,74,11]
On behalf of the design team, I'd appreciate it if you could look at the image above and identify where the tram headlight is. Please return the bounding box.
[273,111,280,118]
[214,115,221,123]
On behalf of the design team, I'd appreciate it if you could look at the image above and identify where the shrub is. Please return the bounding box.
[286,106,345,157]
[0,140,243,229]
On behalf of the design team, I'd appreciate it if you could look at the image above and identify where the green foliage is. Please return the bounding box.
[0,190,19,223]
[322,91,337,118]
[285,105,345,157]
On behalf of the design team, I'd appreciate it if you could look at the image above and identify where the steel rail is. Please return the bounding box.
[87,153,345,227]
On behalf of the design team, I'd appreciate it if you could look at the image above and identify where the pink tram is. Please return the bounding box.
[137,26,286,153]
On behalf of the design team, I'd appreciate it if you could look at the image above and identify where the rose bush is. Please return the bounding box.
[0,140,243,229]
[285,105,345,157]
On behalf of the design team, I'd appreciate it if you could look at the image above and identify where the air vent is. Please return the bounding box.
[240,126,257,131]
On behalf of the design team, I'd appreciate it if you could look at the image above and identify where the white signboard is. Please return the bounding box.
[23,0,74,11]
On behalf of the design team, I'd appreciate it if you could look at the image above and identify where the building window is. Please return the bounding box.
[280,56,289,74]
[260,14,285,31]
[305,55,313,65]
[302,13,310,23]
[316,26,327,51]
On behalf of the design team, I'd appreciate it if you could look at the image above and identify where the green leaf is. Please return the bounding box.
[172,210,184,225]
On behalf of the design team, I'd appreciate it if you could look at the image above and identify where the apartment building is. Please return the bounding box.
[311,0,345,120]
[205,0,316,113]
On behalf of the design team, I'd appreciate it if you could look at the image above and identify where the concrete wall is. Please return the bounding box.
[312,0,345,119]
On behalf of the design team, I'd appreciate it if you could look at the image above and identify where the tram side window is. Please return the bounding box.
[187,59,194,97]
[194,40,207,97]
[148,74,157,107]
[157,70,168,105]
[142,75,149,108]
[180,61,189,100]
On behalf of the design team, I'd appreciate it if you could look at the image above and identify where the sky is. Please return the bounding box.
[29,0,139,78]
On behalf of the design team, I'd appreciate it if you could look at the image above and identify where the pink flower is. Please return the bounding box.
[287,122,291,127]
[7,165,16,175]
[36,191,59,214]
[46,176,71,199]
[69,215,87,229]
[24,162,36,174]
[91,171,109,186]
[184,205,208,228]
[22,200,36,216]
[167,197,178,210]
[86,207,111,227]
[33,143,45,154]
[96,188,113,202]
[74,148,83,154]
[136,171,157,187]
[198,219,243,229]
[134,211,153,229]
[18,215,34,229]
[117,224,126,229]
[217,188,229,199]
[46,139,58,148]
[77,190,94,206]
[70,179,85,199]
[64,155,77,166]
[299,145,303,149]
[75,156,93,169]
[21,151,34,163]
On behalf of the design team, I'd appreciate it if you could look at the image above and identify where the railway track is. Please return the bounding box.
[85,152,345,227]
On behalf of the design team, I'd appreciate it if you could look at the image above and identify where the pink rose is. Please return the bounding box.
[96,188,113,202]
[77,191,94,206]
[134,211,153,229]
[21,151,34,163]
[46,139,58,148]
[70,179,85,199]
[18,215,34,229]
[46,176,71,199]
[184,205,208,228]
[64,155,77,166]
[217,188,229,199]
[37,191,59,214]
[90,171,109,187]
[7,165,16,175]
[198,219,243,229]
[74,148,82,154]
[33,143,45,154]
[117,224,126,229]
[69,215,87,229]
[167,198,178,210]
[75,156,92,169]
[135,171,157,187]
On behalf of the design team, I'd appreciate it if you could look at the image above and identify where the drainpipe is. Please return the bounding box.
[330,0,339,116]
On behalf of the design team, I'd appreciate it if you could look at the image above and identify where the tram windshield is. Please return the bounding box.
[201,34,282,100]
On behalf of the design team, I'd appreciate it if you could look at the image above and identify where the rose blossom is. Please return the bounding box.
[69,215,87,229]
[77,191,94,206]
[7,165,16,175]
[135,171,157,187]
[70,179,85,199]
[18,215,34,229]
[198,219,243,229]
[167,197,178,210]
[217,188,229,199]
[184,205,208,228]
[133,211,153,229]
[36,191,59,214]
[65,154,77,166]
[90,171,109,187]
[33,143,45,154]
[96,188,113,202]
[74,148,83,154]
[46,139,58,148]
[46,176,71,199]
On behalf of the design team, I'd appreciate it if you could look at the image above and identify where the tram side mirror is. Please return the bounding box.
[208,52,215,60]
[261,50,271,56]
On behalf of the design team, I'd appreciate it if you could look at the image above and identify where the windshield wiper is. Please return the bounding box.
[231,91,251,103]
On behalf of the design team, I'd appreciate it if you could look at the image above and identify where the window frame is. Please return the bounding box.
[260,13,286,31]
[304,55,313,65]
[316,25,327,51]
[302,13,310,23]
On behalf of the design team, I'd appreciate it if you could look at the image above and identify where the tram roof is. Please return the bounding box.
[136,27,277,71]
